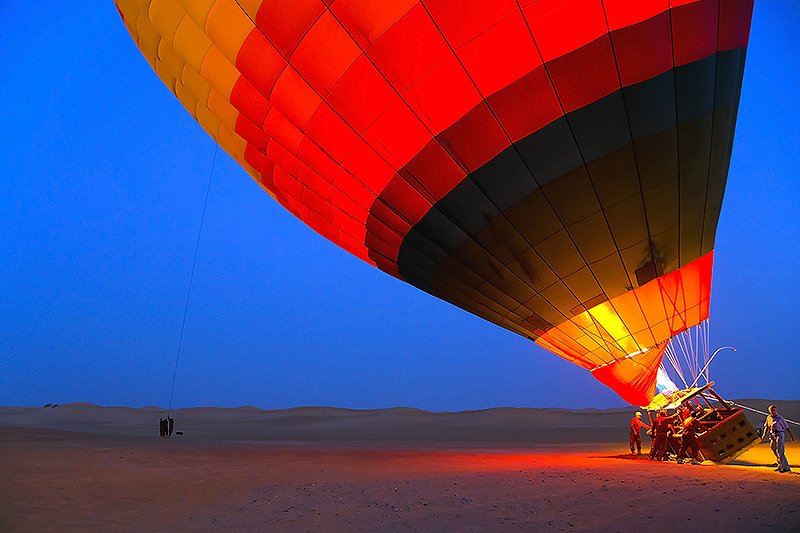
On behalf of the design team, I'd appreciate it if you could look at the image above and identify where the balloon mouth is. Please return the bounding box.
[534,252,714,406]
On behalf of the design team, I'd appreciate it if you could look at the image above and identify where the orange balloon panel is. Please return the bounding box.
[116,0,752,404]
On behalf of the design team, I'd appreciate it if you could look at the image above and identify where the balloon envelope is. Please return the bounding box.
[116,0,753,405]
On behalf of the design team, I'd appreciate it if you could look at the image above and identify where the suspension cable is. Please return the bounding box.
[664,319,717,389]
[702,321,707,380]
[692,326,700,379]
[675,331,695,379]
[664,343,688,388]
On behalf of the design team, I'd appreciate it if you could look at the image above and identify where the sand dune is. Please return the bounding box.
[3,400,797,444]
[1,402,798,531]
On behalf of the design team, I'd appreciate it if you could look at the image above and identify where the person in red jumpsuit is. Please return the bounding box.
[677,415,703,464]
[629,412,651,454]
[649,410,674,461]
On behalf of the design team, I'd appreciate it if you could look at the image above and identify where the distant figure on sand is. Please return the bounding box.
[763,405,795,473]
[159,418,166,437]
[629,412,651,455]
[168,416,174,437]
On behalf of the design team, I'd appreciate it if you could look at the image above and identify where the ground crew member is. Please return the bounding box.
[629,412,651,454]
[677,415,703,464]
[763,404,795,473]
[649,410,673,461]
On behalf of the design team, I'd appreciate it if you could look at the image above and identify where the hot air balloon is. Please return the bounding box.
[115,0,754,407]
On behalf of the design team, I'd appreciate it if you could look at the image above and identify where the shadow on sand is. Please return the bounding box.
[589,453,654,461]
[727,458,798,470]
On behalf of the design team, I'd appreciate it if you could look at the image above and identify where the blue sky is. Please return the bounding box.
[1,2,798,410]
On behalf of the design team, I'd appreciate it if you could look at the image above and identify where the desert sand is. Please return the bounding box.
[1,402,798,531]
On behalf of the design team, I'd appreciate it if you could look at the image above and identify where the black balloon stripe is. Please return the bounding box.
[393,49,745,340]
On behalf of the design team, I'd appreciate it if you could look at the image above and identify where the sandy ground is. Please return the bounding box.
[1,403,798,532]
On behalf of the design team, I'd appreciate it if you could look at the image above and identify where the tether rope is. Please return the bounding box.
[167,146,218,417]
[731,401,800,428]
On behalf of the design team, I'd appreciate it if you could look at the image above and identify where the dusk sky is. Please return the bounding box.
[2,1,798,411]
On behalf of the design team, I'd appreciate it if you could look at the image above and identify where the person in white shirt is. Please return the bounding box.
[763,404,795,473]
